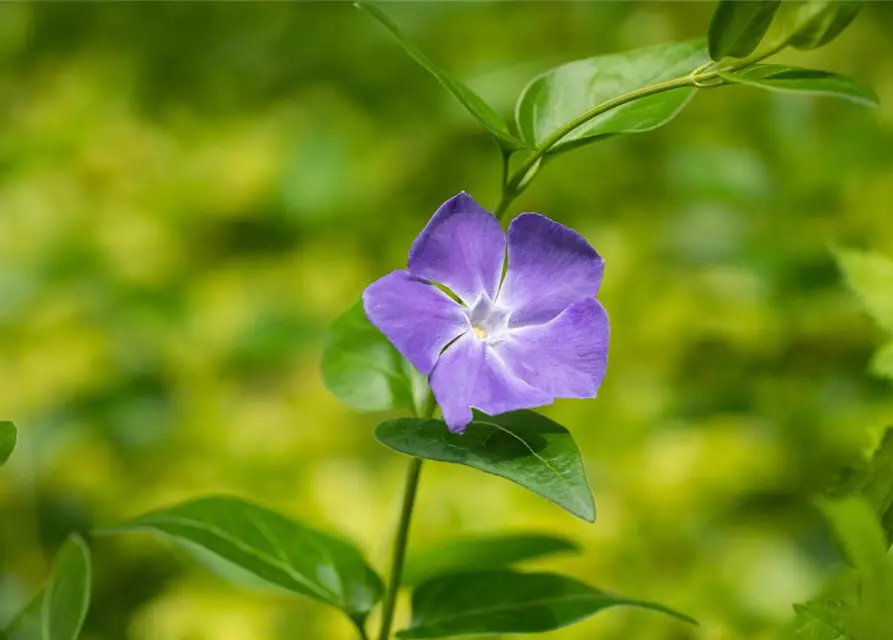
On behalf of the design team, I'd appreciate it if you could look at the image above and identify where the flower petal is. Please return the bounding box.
[363,270,469,375]
[430,333,552,433]
[494,298,609,399]
[498,213,604,327]
[408,192,506,305]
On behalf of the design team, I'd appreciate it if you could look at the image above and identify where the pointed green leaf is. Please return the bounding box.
[794,600,852,639]
[376,410,595,522]
[0,421,15,466]
[833,426,893,546]
[709,0,781,60]
[4,597,40,640]
[42,536,92,640]
[403,533,580,586]
[870,342,893,381]
[5,535,92,640]
[396,570,696,638]
[101,496,383,623]
[515,41,708,153]
[817,496,887,585]
[321,300,429,413]
[836,248,893,333]
[784,1,862,50]
[355,2,525,151]
[719,65,878,106]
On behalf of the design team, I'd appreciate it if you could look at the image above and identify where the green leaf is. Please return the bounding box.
[833,426,893,546]
[836,248,893,334]
[355,2,525,151]
[376,410,595,522]
[870,342,893,381]
[402,533,580,586]
[718,65,878,107]
[4,598,41,640]
[321,299,428,414]
[708,0,781,60]
[396,570,696,638]
[794,600,852,639]
[0,421,15,466]
[5,535,92,640]
[101,496,383,623]
[515,40,708,153]
[42,536,92,640]
[817,496,886,584]
[784,1,862,50]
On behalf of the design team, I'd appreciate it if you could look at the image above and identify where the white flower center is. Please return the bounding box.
[467,295,511,344]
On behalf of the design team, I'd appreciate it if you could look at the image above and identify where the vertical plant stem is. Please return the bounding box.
[377,456,424,640]
[354,620,371,640]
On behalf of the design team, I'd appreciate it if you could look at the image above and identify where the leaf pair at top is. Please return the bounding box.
[356,2,709,156]
[359,1,875,166]
[709,1,862,61]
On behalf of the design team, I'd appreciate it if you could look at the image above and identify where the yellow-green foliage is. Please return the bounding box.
[1,3,892,639]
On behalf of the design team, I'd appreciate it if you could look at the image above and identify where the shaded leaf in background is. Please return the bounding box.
[794,600,852,639]
[832,426,893,546]
[355,2,526,151]
[719,65,878,107]
[101,496,383,624]
[376,410,595,522]
[0,421,15,466]
[515,41,708,153]
[708,0,781,60]
[870,342,893,382]
[5,535,92,640]
[816,496,886,586]
[396,570,696,638]
[402,533,580,586]
[321,300,428,413]
[784,0,862,50]
[836,248,893,334]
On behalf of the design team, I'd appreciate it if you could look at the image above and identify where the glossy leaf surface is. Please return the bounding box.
[719,65,878,106]
[103,496,383,622]
[321,300,428,413]
[515,41,708,153]
[785,1,862,50]
[708,0,781,60]
[396,570,696,638]
[376,410,595,522]
[402,533,579,586]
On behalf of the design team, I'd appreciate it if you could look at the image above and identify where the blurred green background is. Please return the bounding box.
[1,2,892,639]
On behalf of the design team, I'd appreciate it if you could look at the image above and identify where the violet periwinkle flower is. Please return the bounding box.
[363,193,610,433]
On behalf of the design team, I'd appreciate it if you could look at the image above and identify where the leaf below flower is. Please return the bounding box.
[376,410,595,522]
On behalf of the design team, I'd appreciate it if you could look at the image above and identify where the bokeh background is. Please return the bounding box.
[1,2,892,639]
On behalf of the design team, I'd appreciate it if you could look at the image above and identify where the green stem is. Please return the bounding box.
[492,39,789,221]
[377,456,424,640]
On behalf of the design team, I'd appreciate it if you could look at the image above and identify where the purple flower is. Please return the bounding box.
[363,193,609,433]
